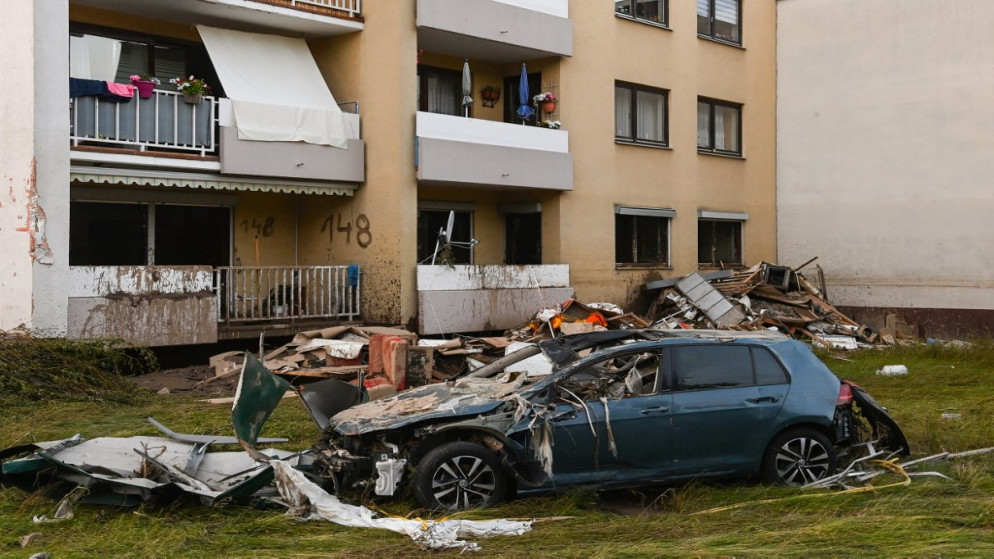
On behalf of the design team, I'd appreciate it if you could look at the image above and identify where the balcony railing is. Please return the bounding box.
[290,0,361,17]
[70,89,218,157]
[214,265,361,323]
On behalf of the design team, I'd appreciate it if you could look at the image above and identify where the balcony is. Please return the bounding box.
[71,0,362,38]
[69,90,364,184]
[71,89,217,157]
[417,264,573,335]
[417,0,572,62]
[215,265,361,323]
[66,265,362,346]
[416,111,572,191]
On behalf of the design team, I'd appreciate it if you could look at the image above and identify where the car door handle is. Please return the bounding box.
[746,397,780,404]
[639,406,670,415]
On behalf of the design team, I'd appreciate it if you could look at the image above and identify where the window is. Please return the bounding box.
[418,65,463,116]
[697,0,741,44]
[697,97,741,155]
[505,212,542,265]
[672,345,752,390]
[417,208,474,264]
[558,350,664,400]
[69,25,218,94]
[503,71,542,125]
[615,206,672,266]
[70,202,230,266]
[615,0,668,27]
[752,347,789,385]
[615,82,668,146]
[698,212,745,267]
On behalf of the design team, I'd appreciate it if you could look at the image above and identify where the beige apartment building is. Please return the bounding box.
[0,0,776,345]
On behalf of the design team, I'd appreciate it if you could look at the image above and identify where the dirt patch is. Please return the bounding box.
[129,365,239,398]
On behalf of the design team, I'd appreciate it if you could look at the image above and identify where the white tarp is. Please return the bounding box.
[271,461,533,551]
[197,25,348,148]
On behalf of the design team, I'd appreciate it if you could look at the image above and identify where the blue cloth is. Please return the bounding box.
[69,78,132,103]
[348,265,360,287]
[69,78,107,98]
[516,63,534,121]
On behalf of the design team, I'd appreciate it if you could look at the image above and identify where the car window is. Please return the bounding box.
[752,347,789,385]
[671,345,752,391]
[556,350,662,402]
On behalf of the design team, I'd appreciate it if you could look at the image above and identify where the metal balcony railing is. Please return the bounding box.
[214,265,361,323]
[70,89,218,157]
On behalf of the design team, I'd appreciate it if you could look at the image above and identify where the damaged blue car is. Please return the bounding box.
[310,330,909,511]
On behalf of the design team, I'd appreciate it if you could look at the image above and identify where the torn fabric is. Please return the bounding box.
[271,461,532,551]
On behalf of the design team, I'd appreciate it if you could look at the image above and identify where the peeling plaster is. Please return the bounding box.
[14,158,53,264]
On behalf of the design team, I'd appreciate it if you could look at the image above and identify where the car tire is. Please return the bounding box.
[413,441,508,511]
[761,428,837,487]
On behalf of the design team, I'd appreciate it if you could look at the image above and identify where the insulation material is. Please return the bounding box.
[272,461,532,551]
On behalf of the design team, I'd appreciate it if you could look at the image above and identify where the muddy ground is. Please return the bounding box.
[130,365,239,398]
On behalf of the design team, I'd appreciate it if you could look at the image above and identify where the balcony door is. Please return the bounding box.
[503,72,542,125]
[505,212,541,265]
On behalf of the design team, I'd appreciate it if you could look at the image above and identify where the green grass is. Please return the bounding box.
[2,339,994,557]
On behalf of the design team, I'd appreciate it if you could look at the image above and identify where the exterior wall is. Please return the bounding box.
[0,0,71,336]
[310,2,420,326]
[777,0,994,336]
[563,0,778,310]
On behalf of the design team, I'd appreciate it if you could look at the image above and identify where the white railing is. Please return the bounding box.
[214,265,361,323]
[292,0,361,17]
[70,89,218,156]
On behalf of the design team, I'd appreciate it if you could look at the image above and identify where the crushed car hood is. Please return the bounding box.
[328,375,529,436]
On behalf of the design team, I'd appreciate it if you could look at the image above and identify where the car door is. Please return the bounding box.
[542,348,673,487]
[668,344,788,476]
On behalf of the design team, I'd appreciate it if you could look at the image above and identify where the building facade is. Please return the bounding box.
[1,0,776,345]
[777,0,994,338]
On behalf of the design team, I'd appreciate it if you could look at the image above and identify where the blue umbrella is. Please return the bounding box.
[515,63,534,122]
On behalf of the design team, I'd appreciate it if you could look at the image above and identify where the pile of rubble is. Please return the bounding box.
[200,261,881,397]
[644,261,878,350]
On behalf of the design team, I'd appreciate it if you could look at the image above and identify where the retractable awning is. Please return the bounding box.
[197,25,348,148]
[70,167,356,196]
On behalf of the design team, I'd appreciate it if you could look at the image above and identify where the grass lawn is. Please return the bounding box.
[1,340,993,557]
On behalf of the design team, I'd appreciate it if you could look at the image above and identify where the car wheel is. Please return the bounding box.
[413,441,508,511]
[761,428,837,487]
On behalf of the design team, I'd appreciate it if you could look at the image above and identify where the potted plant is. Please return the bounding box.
[533,92,556,113]
[129,73,160,99]
[537,120,561,129]
[170,75,212,104]
[480,85,501,107]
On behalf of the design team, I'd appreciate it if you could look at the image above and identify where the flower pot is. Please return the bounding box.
[183,93,204,105]
[134,81,155,99]
[541,101,556,113]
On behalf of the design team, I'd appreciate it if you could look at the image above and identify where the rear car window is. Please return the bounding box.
[752,347,789,385]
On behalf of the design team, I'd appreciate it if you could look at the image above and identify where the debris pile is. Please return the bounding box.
[204,326,418,400]
[645,262,878,349]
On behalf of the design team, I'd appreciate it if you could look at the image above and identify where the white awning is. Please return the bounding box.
[70,167,356,196]
[197,25,348,148]
[615,206,677,218]
[698,210,749,221]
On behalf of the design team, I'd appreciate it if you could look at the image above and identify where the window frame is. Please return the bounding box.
[697,0,742,46]
[697,97,742,156]
[615,81,670,147]
[697,213,745,268]
[417,65,465,116]
[417,205,476,265]
[615,0,669,28]
[615,206,673,268]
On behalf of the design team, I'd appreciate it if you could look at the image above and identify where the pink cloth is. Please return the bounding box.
[105,82,135,98]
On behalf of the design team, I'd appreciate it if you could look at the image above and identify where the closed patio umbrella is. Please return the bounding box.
[515,63,534,123]
[461,59,473,117]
